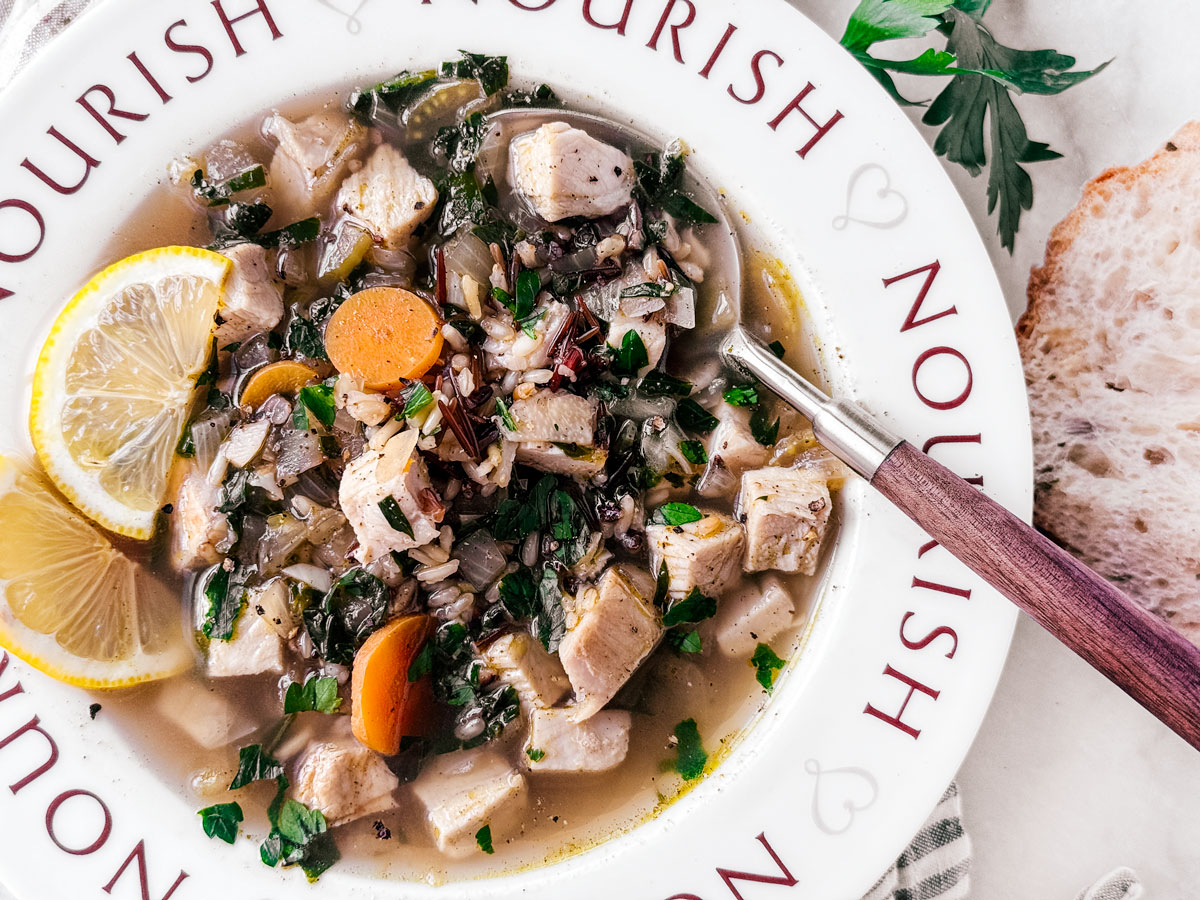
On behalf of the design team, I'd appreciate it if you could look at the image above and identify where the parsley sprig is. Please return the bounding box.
[840,0,1107,250]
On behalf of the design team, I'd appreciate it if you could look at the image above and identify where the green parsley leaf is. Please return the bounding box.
[283,675,343,714]
[676,398,718,434]
[768,340,786,359]
[515,270,540,319]
[443,51,510,96]
[639,371,693,398]
[299,382,336,428]
[723,383,759,407]
[526,747,546,762]
[401,382,434,419]
[201,563,250,642]
[663,587,718,628]
[657,502,703,527]
[302,567,390,665]
[230,744,285,790]
[408,641,434,682]
[284,313,328,361]
[679,440,708,465]
[840,0,952,54]
[260,794,340,882]
[378,497,414,537]
[256,216,321,250]
[494,397,517,433]
[199,802,243,844]
[751,643,787,693]
[667,629,703,654]
[653,561,670,609]
[750,405,780,447]
[672,718,708,780]
[497,567,539,620]
[348,69,438,122]
[475,824,495,854]
[611,329,649,377]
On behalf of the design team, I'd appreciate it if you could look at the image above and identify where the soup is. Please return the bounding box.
[7,52,844,883]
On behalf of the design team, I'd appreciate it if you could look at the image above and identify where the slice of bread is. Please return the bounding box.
[1018,122,1200,644]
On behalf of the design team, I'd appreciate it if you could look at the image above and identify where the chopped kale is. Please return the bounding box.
[442,51,510,96]
[302,567,390,665]
[526,747,546,762]
[768,340,786,359]
[201,562,251,642]
[378,497,414,537]
[348,68,438,122]
[433,112,489,175]
[679,440,708,465]
[535,567,567,652]
[285,313,328,361]
[633,146,719,226]
[191,165,266,208]
[639,371,692,398]
[676,398,719,434]
[653,561,670,608]
[504,83,559,107]
[619,282,675,299]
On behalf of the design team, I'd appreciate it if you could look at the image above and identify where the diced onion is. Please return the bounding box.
[274,429,324,484]
[443,230,494,286]
[455,531,509,590]
[224,420,271,468]
[282,564,334,594]
[192,410,233,471]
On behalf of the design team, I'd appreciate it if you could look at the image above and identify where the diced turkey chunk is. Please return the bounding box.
[647,512,745,601]
[482,632,571,712]
[506,389,598,445]
[713,576,796,658]
[560,565,663,721]
[524,708,631,773]
[336,143,438,249]
[606,311,667,376]
[155,677,256,749]
[169,459,229,571]
[339,451,442,564]
[515,442,607,478]
[410,748,527,858]
[739,467,831,574]
[511,121,635,222]
[264,110,366,221]
[293,738,400,827]
[216,243,284,346]
[699,406,771,497]
[207,607,286,677]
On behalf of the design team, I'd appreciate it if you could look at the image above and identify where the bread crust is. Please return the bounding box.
[1018,121,1200,644]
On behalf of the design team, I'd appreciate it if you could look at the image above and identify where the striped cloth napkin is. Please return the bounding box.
[0,4,1149,900]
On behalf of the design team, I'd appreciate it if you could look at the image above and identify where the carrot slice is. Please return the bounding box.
[351,614,436,754]
[238,360,319,410]
[324,287,444,390]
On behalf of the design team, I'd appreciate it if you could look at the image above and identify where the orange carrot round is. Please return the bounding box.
[324,287,444,390]
[237,360,319,410]
[351,614,435,755]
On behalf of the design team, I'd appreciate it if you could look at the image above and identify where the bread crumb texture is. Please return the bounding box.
[1018,122,1200,642]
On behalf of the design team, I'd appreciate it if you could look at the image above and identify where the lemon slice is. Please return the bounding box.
[0,457,192,688]
[30,246,232,539]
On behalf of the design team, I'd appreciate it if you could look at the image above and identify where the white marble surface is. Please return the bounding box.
[794,2,1200,898]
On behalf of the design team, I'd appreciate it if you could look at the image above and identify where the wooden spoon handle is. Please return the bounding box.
[871,440,1200,750]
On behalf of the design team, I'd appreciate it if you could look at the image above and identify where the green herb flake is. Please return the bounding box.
[751,643,787,693]
[639,371,693,398]
[526,747,546,762]
[495,397,517,432]
[658,502,703,527]
[260,790,340,882]
[283,675,343,714]
[672,718,708,780]
[515,269,540,320]
[663,587,718,628]
[299,382,337,428]
[768,340,786,359]
[230,744,285,790]
[667,629,703,654]
[611,329,649,378]
[285,313,328,361]
[199,802,244,844]
[443,51,510,97]
[291,402,309,431]
[401,382,434,419]
[723,383,759,407]
[676,398,719,434]
[619,281,675,299]
[408,641,434,682]
[475,824,495,855]
[302,567,389,665]
[652,561,670,609]
[750,405,780,447]
[679,440,708,465]
[202,563,248,642]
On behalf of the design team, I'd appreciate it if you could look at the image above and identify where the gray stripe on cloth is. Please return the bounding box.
[862,783,971,900]
[1075,867,1145,900]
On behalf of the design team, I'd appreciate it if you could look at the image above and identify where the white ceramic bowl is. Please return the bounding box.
[0,1,1029,897]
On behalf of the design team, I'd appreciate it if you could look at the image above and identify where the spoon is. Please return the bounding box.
[483,108,1200,752]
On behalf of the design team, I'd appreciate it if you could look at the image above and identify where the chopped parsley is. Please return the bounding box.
[676,398,718,434]
[198,802,244,844]
[750,405,780,447]
[639,371,693,398]
[679,440,708,465]
[633,146,719,226]
[230,744,285,790]
[619,281,675,299]
[284,313,327,361]
[667,629,703,654]
[751,643,787,693]
[475,824,495,855]
[672,718,708,780]
[378,497,414,537]
[191,165,266,208]
[401,382,434,419]
[283,675,343,714]
[408,641,434,682]
[526,747,546,762]
[442,51,510,96]
[653,562,670,608]
[298,381,337,428]
[201,563,251,642]
[662,587,718,628]
[656,502,703,527]
[260,788,340,882]
[723,383,759,407]
[302,567,390,665]
[768,340,786,359]
[611,329,649,377]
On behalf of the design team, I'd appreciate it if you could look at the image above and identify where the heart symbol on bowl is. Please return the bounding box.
[804,758,880,835]
[832,164,909,231]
